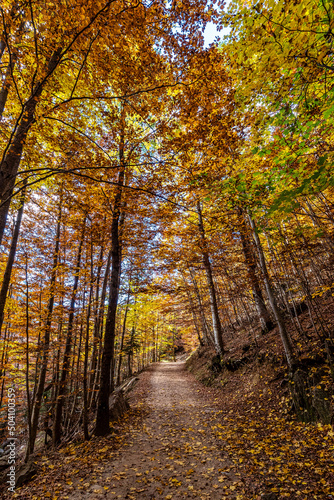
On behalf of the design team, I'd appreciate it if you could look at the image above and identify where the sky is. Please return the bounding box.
[203,0,232,47]
[203,22,231,47]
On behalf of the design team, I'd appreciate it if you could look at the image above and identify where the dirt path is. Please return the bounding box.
[71,362,240,499]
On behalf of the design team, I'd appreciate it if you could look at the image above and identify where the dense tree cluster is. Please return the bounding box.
[0,0,333,455]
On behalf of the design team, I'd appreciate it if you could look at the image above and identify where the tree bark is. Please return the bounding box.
[0,48,62,245]
[0,180,26,336]
[196,202,225,356]
[127,326,135,377]
[53,217,85,445]
[238,208,273,332]
[0,38,5,63]
[180,269,203,346]
[188,265,213,345]
[0,52,17,120]
[94,106,126,436]
[89,247,112,407]
[247,214,295,370]
[83,264,94,440]
[116,278,132,387]
[25,191,62,458]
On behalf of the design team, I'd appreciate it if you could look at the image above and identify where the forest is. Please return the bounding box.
[0,0,333,498]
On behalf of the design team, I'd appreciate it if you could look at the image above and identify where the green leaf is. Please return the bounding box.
[317,155,328,166]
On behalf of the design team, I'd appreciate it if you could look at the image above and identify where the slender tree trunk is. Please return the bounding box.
[24,253,32,455]
[95,106,126,436]
[215,261,244,330]
[197,202,225,356]
[0,52,17,120]
[238,212,273,332]
[265,229,303,342]
[0,48,62,245]
[114,206,127,386]
[91,243,104,341]
[247,214,295,370]
[188,265,213,344]
[128,326,135,377]
[89,247,112,403]
[116,287,131,387]
[0,180,26,336]
[25,191,62,458]
[83,243,94,440]
[0,38,5,63]
[53,217,85,445]
[317,192,334,227]
[304,198,334,251]
[0,323,11,438]
[180,269,203,346]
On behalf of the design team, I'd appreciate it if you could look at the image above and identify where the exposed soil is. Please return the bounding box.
[80,361,242,500]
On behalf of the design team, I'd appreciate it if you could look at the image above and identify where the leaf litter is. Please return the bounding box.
[8,361,334,500]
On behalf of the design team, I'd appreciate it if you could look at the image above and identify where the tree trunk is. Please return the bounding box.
[26,192,62,458]
[88,247,112,407]
[0,180,26,336]
[180,269,203,346]
[53,217,85,445]
[128,327,135,377]
[83,242,94,441]
[24,253,32,457]
[116,285,131,387]
[94,106,126,436]
[238,209,273,333]
[0,52,17,120]
[247,214,295,370]
[0,48,62,245]
[0,38,5,63]
[197,202,225,356]
[188,265,213,344]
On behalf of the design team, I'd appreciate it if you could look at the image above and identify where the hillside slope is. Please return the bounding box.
[186,297,334,499]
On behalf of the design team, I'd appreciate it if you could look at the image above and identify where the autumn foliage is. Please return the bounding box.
[0,0,333,485]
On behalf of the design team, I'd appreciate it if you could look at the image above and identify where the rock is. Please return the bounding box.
[89,484,104,494]
[225,356,249,372]
[15,460,38,488]
[34,431,48,451]
[209,355,222,374]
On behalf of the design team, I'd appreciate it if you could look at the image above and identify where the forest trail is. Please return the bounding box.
[72,362,240,499]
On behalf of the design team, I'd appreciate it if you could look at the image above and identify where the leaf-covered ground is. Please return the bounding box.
[5,360,334,499]
[187,343,334,500]
[213,404,334,499]
[9,363,242,499]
